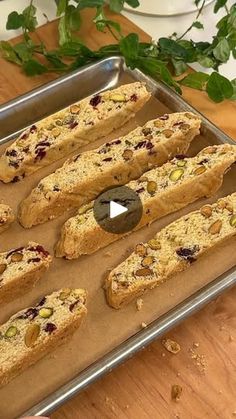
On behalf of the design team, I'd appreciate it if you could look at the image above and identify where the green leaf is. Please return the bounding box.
[56,0,68,16]
[0,41,22,65]
[119,33,139,67]
[227,31,236,49]
[125,0,139,8]
[58,14,71,46]
[22,59,48,76]
[109,0,124,13]
[197,55,214,67]
[231,78,236,100]
[172,59,187,76]
[159,38,188,60]
[67,5,81,31]
[206,72,233,102]
[6,11,24,30]
[213,38,230,62]
[76,0,104,10]
[192,21,204,29]
[22,4,38,31]
[93,7,121,33]
[45,52,68,69]
[214,0,227,13]
[13,42,33,62]
[180,72,209,90]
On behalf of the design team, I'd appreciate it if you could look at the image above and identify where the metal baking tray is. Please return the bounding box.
[0,56,235,417]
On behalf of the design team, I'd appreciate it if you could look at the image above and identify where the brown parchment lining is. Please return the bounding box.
[0,74,236,419]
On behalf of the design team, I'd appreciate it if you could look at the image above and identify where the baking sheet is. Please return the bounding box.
[0,61,236,418]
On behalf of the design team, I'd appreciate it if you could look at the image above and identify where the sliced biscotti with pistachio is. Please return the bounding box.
[0,242,52,303]
[0,288,87,387]
[55,144,236,259]
[0,83,150,183]
[18,112,201,228]
[0,204,14,234]
[105,192,236,308]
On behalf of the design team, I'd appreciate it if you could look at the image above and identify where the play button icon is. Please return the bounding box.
[93,185,143,234]
[110,201,128,219]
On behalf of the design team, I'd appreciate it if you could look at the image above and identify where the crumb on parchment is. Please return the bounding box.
[171,384,182,402]
[162,338,181,354]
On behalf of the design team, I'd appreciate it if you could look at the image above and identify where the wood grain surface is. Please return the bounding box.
[1,9,236,419]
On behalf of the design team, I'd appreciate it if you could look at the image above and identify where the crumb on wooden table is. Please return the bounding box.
[136,298,143,311]
[141,322,147,329]
[171,384,182,402]
[162,338,181,354]
[189,343,207,373]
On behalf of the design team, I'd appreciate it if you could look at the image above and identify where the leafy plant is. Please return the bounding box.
[0,0,236,102]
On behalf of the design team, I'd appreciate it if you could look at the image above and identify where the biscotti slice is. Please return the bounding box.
[0,242,52,303]
[55,144,236,259]
[0,288,87,387]
[0,204,14,234]
[0,83,150,183]
[105,192,236,308]
[18,112,201,228]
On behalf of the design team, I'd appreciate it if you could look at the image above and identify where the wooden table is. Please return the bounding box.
[1,9,236,419]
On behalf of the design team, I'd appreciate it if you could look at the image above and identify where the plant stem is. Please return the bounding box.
[177,0,206,41]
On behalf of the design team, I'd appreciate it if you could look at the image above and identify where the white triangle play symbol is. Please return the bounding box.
[109,200,128,219]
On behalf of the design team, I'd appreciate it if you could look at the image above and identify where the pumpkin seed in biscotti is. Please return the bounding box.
[10,252,23,263]
[169,168,184,182]
[208,220,222,235]
[135,243,147,257]
[39,307,53,319]
[162,129,174,138]
[59,288,71,301]
[5,326,18,338]
[194,166,207,175]
[110,93,126,102]
[70,104,80,114]
[142,256,155,267]
[25,324,40,347]
[200,205,212,218]
[135,268,153,277]
[0,263,7,275]
[122,149,133,161]
[230,215,236,227]
[148,239,161,250]
[147,181,157,195]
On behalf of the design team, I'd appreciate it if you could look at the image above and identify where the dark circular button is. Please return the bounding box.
[93,186,143,234]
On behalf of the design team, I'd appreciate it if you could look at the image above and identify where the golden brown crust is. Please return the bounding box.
[18,112,201,228]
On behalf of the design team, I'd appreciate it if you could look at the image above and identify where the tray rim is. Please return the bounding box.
[1,56,235,417]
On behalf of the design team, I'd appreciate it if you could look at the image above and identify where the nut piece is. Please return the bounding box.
[147,181,157,195]
[148,239,161,250]
[110,93,126,102]
[10,252,23,263]
[194,166,207,175]
[135,268,153,277]
[208,220,222,235]
[135,243,147,257]
[230,215,236,227]
[180,123,190,131]
[142,256,155,267]
[200,205,212,218]
[154,120,164,128]
[0,263,7,275]
[217,199,226,210]
[51,127,61,138]
[25,323,40,347]
[39,307,53,319]
[162,129,174,138]
[169,168,184,182]
[5,326,18,338]
[122,149,133,161]
[70,104,80,114]
[162,338,181,354]
[171,384,182,401]
[225,202,233,213]
[59,288,71,301]
[177,159,186,167]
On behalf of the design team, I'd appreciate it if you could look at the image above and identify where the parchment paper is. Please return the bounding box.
[0,74,236,419]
